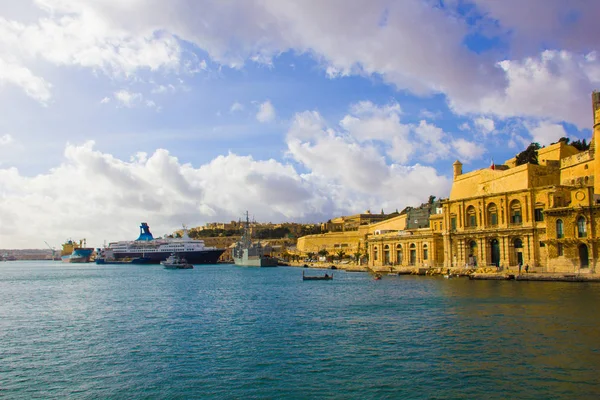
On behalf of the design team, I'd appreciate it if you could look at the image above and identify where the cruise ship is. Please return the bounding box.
[98,223,225,264]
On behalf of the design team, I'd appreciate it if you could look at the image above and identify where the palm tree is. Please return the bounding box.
[318,249,328,261]
[336,250,346,262]
[353,251,362,264]
[307,252,315,261]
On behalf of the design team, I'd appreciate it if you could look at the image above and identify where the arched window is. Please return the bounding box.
[396,244,403,265]
[514,238,523,248]
[423,244,429,261]
[578,216,587,238]
[487,203,498,226]
[374,246,378,261]
[510,200,522,224]
[383,245,390,265]
[556,219,564,239]
[466,205,477,228]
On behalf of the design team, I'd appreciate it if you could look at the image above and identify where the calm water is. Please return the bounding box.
[1,261,600,399]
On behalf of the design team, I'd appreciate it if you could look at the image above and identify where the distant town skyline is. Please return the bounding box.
[1,0,599,248]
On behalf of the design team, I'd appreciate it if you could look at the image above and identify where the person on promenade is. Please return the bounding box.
[518,262,522,275]
[525,264,529,273]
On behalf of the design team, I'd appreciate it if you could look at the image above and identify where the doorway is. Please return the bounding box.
[514,238,523,267]
[579,244,589,268]
[469,240,478,267]
[490,239,500,268]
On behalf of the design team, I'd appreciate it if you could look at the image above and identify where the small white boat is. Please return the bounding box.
[161,253,193,269]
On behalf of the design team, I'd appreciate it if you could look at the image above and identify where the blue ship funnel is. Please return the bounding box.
[137,222,154,241]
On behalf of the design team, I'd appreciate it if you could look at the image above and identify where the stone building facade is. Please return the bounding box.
[299,92,600,273]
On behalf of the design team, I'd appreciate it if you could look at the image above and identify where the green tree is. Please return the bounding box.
[516,142,541,166]
[318,249,328,259]
[336,250,346,262]
[571,139,590,151]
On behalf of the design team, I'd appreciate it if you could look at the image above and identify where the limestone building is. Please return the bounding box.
[441,93,600,273]
[300,92,600,273]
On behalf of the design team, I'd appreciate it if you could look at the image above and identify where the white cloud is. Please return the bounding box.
[453,51,600,128]
[230,101,244,113]
[151,84,176,94]
[0,134,13,145]
[474,117,495,134]
[413,120,451,163]
[0,57,52,104]
[340,101,405,142]
[256,100,275,122]
[0,139,450,248]
[114,90,143,108]
[527,121,568,146]
[471,0,600,57]
[419,109,441,120]
[112,89,159,109]
[451,138,486,163]
[1,0,597,128]
[100,96,110,104]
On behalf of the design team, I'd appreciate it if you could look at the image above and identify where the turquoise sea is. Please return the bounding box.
[1,261,600,399]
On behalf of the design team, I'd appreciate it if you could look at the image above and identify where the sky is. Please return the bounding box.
[1,0,599,249]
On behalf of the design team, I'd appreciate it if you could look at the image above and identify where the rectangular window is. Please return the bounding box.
[451,217,456,231]
[512,211,522,224]
[539,241,545,247]
[423,249,428,260]
[469,215,476,227]
[557,243,564,256]
[490,213,498,226]
[534,208,544,222]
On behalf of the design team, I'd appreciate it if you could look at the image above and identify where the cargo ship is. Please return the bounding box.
[61,239,94,263]
[97,222,225,265]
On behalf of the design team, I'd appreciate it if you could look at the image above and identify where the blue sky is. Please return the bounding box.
[0,0,598,248]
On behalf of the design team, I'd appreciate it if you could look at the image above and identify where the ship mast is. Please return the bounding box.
[243,211,251,246]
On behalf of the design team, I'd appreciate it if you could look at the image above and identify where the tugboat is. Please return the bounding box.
[232,211,278,267]
[161,253,193,269]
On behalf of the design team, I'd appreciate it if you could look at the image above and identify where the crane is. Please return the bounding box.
[44,241,58,261]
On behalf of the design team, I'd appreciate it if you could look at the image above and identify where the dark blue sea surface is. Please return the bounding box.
[1,261,600,399]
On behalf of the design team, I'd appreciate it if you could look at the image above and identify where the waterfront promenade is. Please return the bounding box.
[289,260,600,282]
